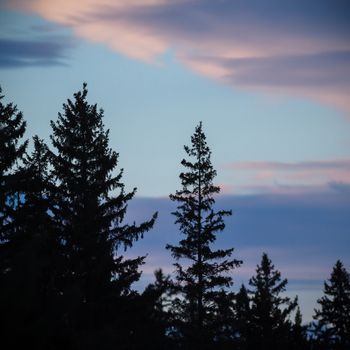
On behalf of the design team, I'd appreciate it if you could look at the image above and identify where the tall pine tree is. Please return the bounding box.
[49,83,157,346]
[248,253,297,350]
[167,122,241,349]
[313,260,350,350]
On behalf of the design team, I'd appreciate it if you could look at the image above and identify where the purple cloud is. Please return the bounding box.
[125,189,350,321]
[221,159,350,195]
[0,37,75,68]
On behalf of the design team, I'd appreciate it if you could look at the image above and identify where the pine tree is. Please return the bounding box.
[167,122,241,349]
[141,269,176,349]
[49,84,157,345]
[314,260,350,350]
[0,86,27,239]
[248,253,297,350]
[143,269,174,325]
[234,284,252,350]
[2,136,61,345]
[0,87,28,344]
[211,289,236,348]
[291,306,309,350]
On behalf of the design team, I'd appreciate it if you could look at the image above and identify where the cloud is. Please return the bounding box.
[0,37,74,68]
[222,159,350,195]
[227,159,350,171]
[124,190,350,274]
[125,190,350,320]
[5,0,350,111]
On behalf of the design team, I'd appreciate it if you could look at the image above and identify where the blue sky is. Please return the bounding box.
[1,0,350,322]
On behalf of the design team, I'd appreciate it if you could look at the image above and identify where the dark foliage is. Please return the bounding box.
[0,85,27,240]
[2,136,61,346]
[248,252,298,350]
[0,87,29,345]
[142,269,178,349]
[49,83,157,347]
[0,85,347,350]
[313,260,350,350]
[233,284,252,350]
[167,122,241,349]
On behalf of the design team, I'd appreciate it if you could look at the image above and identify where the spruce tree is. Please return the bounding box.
[314,260,350,350]
[167,122,241,349]
[0,87,28,343]
[2,136,61,345]
[0,86,27,238]
[211,289,236,348]
[143,269,174,326]
[234,284,252,350]
[248,253,297,350]
[290,306,309,350]
[49,83,157,345]
[141,269,176,349]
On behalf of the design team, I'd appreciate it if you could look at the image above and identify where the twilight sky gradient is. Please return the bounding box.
[1,0,350,322]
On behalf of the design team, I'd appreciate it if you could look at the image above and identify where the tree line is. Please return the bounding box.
[1,84,349,350]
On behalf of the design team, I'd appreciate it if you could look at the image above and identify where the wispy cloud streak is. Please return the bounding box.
[227,159,350,171]
[125,191,350,321]
[222,159,350,194]
[0,37,74,68]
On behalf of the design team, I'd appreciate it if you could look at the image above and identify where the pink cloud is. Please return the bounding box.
[226,159,350,171]
[4,0,350,113]
[221,159,350,195]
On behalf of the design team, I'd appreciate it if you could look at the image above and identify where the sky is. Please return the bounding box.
[1,0,350,322]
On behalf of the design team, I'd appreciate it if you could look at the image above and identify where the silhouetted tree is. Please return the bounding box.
[234,284,252,350]
[0,87,28,345]
[141,269,177,349]
[290,306,309,350]
[313,260,350,350]
[0,85,27,241]
[167,122,241,349]
[143,269,174,326]
[211,289,236,349]
[49,83,157,347]
[248,253,297,350]
[2,136,62,347]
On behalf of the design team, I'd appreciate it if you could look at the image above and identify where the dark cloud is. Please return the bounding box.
[108,0,350,48]
[125,188,350,268]
[0,37,74,68]
[125,187,350,320]
[328,181,350,193]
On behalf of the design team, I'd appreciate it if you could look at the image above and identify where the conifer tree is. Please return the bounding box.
[234,284,252,350]
[211,289,236,348]
[49,84,157,344]
[0,86,27,238]
[141,269,176,349]
[167,122,241,349]
[314,260,350,350]
[248,253,297,350]
[143,269,174,325]
[0,87,29,345]
[2,136,61,345]
[290,306,309,350]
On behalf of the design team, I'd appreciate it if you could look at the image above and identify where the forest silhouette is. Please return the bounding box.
[1,84,349,349]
